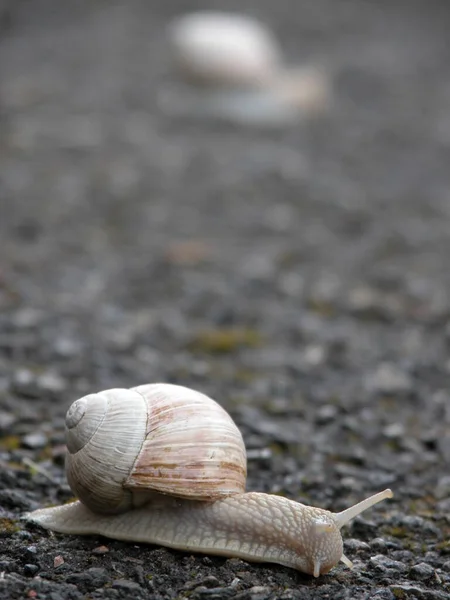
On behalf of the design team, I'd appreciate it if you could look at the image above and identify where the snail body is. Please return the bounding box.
[27,384,393,577]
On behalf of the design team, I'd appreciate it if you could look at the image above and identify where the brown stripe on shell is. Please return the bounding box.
[125,384,246,501]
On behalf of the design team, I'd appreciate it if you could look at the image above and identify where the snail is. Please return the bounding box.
[26,383,393,577]
[161,12,329,126]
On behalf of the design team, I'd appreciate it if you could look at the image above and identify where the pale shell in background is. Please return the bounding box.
[167,11,282,89]
[163,12,331,127]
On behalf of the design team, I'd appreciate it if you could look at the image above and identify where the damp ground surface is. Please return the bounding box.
[1,1,450,599]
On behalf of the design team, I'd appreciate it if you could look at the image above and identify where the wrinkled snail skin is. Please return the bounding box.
[28,494,342,576]
[26,384,394,577]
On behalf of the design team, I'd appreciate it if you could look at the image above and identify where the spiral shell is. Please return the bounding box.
[65,383,247,514]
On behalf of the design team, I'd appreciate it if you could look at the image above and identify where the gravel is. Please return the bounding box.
[1,0,450,599]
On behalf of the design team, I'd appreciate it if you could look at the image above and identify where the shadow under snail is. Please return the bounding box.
[26,383,393,577]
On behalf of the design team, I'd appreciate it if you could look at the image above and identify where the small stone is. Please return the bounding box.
[344,538,370,553]
[66,568,108,589]
[383,423,405,439]
[391,515,440,536]
[0,411,16,431]
[437,435,450,463]
[198,576,220,589]
[366,363,412,394]
[390,584,448,600]
[86,567,109,587]
[184,576,220,591]
[25,546,38,558]
[53,555,64,568]
[366,590,396,600]
[302,344,325,366]
[12,308,43,328]
[370,554,408,574]
[442,561,450,573]
[316,404,338,424]
[234,586,271,600]
[91,545,109,555]
[23,564,39,576]
[36,371,66,394]
[53,337,82,358]
[391,550,415,563]
[22,432,47,449]
[436,476,450,500]
[370,537,387,551]
[112,579,143,592]
[245,447,272,460]
[410,562,435,581]
[12,369,39,398]
[423,551,440,564]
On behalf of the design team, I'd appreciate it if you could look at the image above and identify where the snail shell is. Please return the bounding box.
[66,383,247,514]
[168,12,282,89]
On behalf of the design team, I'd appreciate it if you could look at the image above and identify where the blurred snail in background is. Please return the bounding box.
[27,383,393,577]
[161,12,330,126]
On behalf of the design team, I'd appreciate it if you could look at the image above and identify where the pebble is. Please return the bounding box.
[391,550,415,563]
[11,369,40,398]
[66,567,109,589]
[366,590,396,600]
[390,585,449,600]
[112,579,143,592]
[366,362,412,394]
[24,545,38,558]
[53,555,64,568]
[36,371,66,394]
[12,308,44,328]
[316,403,339,424]
[234,587,271,600]
[370,554,408,574]
[344,538,371,553]
[437,435,450,462]
[410,562,435,581]
[390,515,440,536]
[192,586,236,599]
[22,432,47,449]
[53,336,82,358]
[383,422,406,439]
[370,537,388,551]
[91,545,109,555]
[23,564,39,576]
[0,411,16,431]
[185,576,220,590]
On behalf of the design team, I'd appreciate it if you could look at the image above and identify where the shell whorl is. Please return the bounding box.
[65,384,247,515]
[65,388,149,514]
